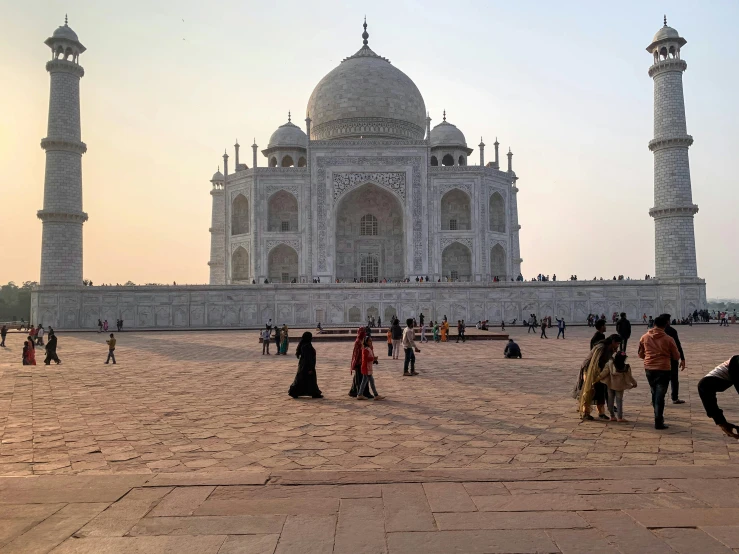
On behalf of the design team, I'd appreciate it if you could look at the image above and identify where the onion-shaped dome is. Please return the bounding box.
[53,23,79,41]
[306,20,426,140]
[267,118,308,149]
[211,169,224,182]
[646,17,686,52]
[430,118,467,149]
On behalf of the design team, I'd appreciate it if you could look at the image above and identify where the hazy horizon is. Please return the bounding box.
[1,0,737,296]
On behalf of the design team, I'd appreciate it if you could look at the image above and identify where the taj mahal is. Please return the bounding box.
[31,17,707,328]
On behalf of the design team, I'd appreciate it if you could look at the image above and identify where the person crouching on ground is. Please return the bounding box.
[357,335,384,401]
[597,351,637,422]
[698,355,739,439]
[578,334,621,420]
[504,339,522,358]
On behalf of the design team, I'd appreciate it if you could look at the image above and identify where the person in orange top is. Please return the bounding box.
[386,328,393,357]
[638,314,680,429]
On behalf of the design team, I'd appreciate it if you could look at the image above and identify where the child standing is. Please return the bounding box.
[357,336,385,401]
[386,328,393,357]
[598,352,637,422]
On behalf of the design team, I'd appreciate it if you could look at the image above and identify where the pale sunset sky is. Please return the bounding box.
[1,0,737,297]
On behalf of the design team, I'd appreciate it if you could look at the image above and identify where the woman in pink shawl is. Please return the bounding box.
[349,327,373,398]
[24,337,37,365]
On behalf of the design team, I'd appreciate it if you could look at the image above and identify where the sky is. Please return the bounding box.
[1,0,737,297]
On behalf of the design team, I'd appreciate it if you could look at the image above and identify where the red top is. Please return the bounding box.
[361,346,375,375]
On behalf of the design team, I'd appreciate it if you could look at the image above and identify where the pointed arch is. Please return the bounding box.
[281,155,294,167]
[268,190,298,232]
[430,156,438,166]
[231,246,249,281]
[441,154,455,166]
[490,243,506,280]
[297,157,307,167]
[335,183,404,282]
[231,194,249,235]
[267,244,298,283]
[269,156,278,167]
[442,242,472,282]
[489,192,505,233]
[441,189,471,230]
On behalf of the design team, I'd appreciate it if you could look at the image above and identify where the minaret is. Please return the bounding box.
[38,17,88,286]
[234,139,240,169]
[493,138,500,169]
[479,137,485,166]
[647,17,698,278]
[208,167,226,284]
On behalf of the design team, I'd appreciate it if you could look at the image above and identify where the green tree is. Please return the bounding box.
[0,281,37,321]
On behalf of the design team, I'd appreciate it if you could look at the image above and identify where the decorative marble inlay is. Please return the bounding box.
[333,172,406,202]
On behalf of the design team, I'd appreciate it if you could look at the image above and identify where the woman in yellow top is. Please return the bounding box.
[441,320,449,342]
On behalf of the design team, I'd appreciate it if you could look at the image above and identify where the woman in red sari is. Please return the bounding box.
[24,337,37,365]
[349,327,373,399]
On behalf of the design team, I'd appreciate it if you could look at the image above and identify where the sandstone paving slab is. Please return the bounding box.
[194,497,339,516]
[210,484,381,500]
[546,528,620,554]
[434,510,589,531]
[502,478,679,495]
[626,508,739,528]
[386,529,559,554]
[587,492,710,510]
[0,503,108,554]
[703,526,739,549]
[0,504,66,519]
[49,535,227,553]
[148,486,215,517]
[128,515,286,536]
[218,534,280,554]
[143,470,269,487]
[382,483,436,532]
[274,515,336,554]
[580,510,682,554]
[0,475,148,503]
[653,527,734,554]
[471,493,594,512]
[422,482,477,512]
[666,478,739,507]
[333,498,387,554]
[74,487,171,537]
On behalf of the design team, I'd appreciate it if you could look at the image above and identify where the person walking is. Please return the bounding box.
[97,319,103,333]
[386,327,393,356]
[527,315,536,333]
[591,320,607,349]
[35,324,45,346]
[501,320,506,331]
[698,355,739,439]
[0,325,7,347]
[616,313,631,352]
[664,316,686,404]
[578,334,621,420]
[288,332,323,399]
[261,325,271,355]
[441,320,449,342]
[279,325,289,355]
[105,333,117,364]
[433,321,440,342]
[638,314,680,429]
[540,320,548,339]
[103,320,109,332]
[357,335,385,401]
[555,317,566,339]
[349,327,373,399]
[390,318,403,359]
[402,318,420,376]
[44,332,61,365]
[274,325,282,354]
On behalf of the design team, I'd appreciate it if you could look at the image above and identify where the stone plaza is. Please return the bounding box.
[1,325,739,551]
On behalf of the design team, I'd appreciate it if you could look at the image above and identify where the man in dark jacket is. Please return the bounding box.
[390,319,403,360]
[44,332,61,365]
[616,313,632,353]
[504,339,522,358]
[663,315,686,404]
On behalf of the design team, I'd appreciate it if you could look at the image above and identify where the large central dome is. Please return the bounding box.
[306,22,426,141]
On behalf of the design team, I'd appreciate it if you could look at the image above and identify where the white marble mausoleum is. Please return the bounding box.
[31,18,707,328]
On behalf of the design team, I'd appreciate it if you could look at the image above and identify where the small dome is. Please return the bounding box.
[268,120,308,149]
[652,25,679,43]
[430,120,467,148]
[211,169,224,182]
[53,24,79,42]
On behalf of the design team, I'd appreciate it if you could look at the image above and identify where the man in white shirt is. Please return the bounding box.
[36,325,45,346]
[402,318,421,376]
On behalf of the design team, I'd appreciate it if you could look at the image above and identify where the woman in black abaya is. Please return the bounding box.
[288,332,323,399]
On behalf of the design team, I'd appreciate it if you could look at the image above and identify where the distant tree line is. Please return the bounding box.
[0,282,37,321]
